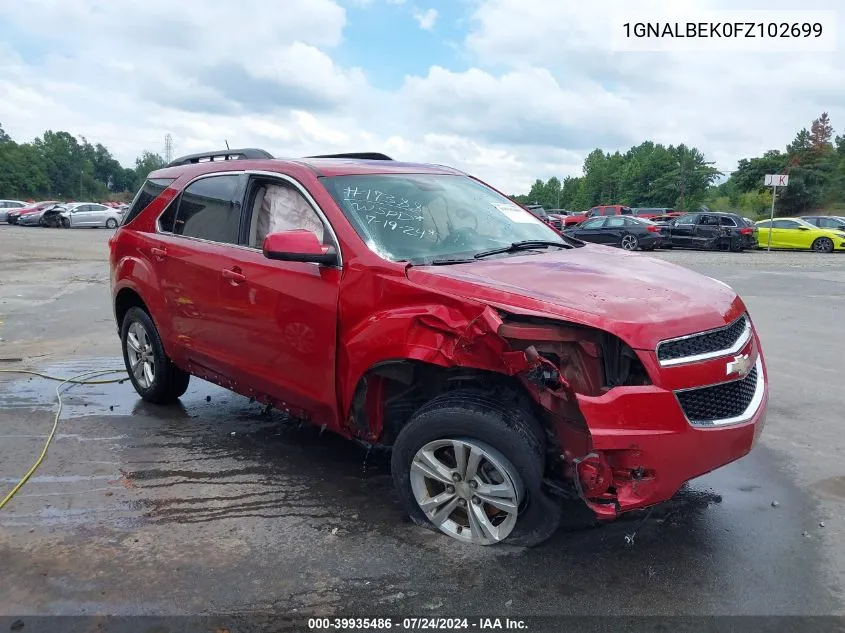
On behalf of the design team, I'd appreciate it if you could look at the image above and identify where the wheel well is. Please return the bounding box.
[350,360,546,448]
[114,288,148,329]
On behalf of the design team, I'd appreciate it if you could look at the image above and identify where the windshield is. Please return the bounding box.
[322,174,565,264]
[526,206,549,220]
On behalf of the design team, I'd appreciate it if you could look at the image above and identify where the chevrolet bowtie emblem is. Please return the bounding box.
[726,353,752,377]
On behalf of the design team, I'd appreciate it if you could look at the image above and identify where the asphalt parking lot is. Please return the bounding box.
[1,225,844,622]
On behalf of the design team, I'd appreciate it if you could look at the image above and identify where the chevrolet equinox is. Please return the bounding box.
[109,148,768,546]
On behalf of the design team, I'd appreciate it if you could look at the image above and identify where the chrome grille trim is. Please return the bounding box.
[675,358,765,427]
[657,314,752,367]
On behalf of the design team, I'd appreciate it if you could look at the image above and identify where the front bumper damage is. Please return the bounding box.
[501,317,768,520]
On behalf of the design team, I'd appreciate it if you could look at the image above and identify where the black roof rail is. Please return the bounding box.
[166,148,274,167]
[305,152,394,161]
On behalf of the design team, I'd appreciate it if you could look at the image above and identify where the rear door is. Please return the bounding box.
[602,216,627,246]
[693,214,721,248]
[89,204,110,225]
[153,173,247,375]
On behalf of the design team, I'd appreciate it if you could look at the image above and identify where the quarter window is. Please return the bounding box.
[676,215,696,225]
[125,177,174,226]
[719,216,738,227]
[173,175,242,244]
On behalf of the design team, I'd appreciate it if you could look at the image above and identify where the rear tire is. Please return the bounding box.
[620,234,639,250]
[812,237,834,253]
[120,306,190,403]
[391,389,561,547]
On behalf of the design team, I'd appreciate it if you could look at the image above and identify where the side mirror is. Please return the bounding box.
[263,230,338,266]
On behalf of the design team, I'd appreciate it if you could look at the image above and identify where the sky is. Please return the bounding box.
[0,0,842,194]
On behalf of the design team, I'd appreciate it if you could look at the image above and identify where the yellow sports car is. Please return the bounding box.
[755,217,845,253]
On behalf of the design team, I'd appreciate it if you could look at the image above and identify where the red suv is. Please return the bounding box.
[110,149,768,546]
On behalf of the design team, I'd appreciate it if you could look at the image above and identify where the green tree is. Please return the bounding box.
[134,151,166,181]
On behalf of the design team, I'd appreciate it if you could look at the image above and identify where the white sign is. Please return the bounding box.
[492,203,540,224]
[765,174,789,187]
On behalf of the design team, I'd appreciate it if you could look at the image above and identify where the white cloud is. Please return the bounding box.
[0,0,843,195]
[459,0,845,178]
[413,8,438,30]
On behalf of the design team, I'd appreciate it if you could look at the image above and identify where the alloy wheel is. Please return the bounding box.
[813,237,833,253]
[126,321,156,389]
[621,235,638,250]
[409,438,523,545]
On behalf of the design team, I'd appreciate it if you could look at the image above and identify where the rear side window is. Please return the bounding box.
[719,216,737,227]
[173,175,241,243]
[123,178,174,226]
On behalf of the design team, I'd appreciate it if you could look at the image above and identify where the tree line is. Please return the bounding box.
[0,123,166,201]
[514,112,845,218]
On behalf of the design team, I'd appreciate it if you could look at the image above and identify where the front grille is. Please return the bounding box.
[657,314,749,364]
[676,365,758,426]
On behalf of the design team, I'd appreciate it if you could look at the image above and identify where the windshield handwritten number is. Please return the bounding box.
[385,220,398,231]
[365,215,376,224]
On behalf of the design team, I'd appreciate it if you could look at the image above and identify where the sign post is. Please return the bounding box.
[763,174,789,251]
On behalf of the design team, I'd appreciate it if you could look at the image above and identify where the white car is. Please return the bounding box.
[0,199,26,223]
[59,202,123,228]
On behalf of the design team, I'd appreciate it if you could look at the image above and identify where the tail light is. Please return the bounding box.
[647,225,660,233]
[739,227,753,235]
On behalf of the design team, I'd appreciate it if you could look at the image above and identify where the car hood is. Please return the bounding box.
[405,244,744,351]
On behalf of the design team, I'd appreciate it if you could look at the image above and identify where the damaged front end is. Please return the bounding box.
[495,313,658,518]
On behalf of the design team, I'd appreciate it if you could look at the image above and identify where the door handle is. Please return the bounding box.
[150,247,167,260]
[222,268,246,284]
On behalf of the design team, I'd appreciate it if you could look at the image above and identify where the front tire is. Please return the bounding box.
[120,306,190,403]
[391,390,561,547]
[106,218,118,229]
[812,237,834,253]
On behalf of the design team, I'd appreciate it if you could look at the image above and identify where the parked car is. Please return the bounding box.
[0,199,26,223]
[651,213,684,225]
[39,204,70,227]
[563,215,665,251]
[662,212,757,251]
[6,200,59,224]
[523,204,562,231]
[800,215,845,231]
[58,202,124,228]
[111,147,768,547]
[16,203,64,226]
[633,207,675,219]
[562,204,633,227]
[756,217,845,253]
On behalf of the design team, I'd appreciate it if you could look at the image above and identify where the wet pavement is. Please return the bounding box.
[0,357,841,619]
[1,227,844,621]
